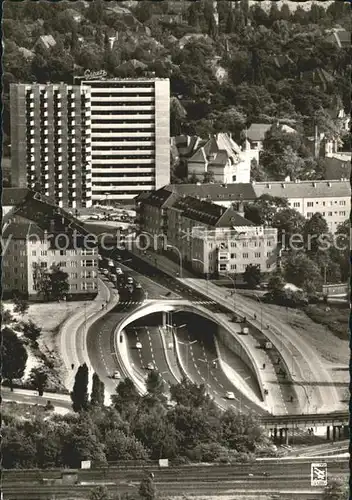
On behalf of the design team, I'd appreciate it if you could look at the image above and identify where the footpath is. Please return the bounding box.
[130,248,287,414]
[58,276,120,392]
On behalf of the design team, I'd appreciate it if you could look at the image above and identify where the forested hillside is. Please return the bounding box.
[3,0,350,155]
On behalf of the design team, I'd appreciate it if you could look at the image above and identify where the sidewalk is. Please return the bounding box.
[58,276,120,392]
[130,248,297,414]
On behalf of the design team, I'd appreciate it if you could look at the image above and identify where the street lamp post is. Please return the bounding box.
[167,244,183,278]
[176,337,197,371]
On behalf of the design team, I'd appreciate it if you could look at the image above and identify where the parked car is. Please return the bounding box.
[136,342,142,349]
[225,391,235,400]
[113,370,121,380]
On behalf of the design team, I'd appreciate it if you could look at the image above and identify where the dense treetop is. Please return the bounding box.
[3,0,350,144]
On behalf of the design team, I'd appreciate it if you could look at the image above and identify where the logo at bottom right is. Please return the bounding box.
[311,462,328,486]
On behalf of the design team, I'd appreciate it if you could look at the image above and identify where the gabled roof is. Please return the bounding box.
[247,123,296,142]
[165,183,257,201]
[189,133,241,167]
[135,188,177,209]
[170,196,253,227]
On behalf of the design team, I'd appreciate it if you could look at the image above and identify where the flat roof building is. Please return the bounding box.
[10,83,92,208]
[79,78,170,204]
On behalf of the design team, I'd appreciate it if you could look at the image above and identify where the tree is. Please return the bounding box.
[111,377,140,417]
[323,477,349,500]
[91,373,105,406]
[71,363,89,412]
[29,367,48,396]
[22,320,41,344]
[50,264,69,301]
[33,263,69,301]
[243,264,261,289]
[1,305,14,325]
[203,170,215,184]
[170,378,212,409]
[104,430,148,462]
[139,475,157,500]
[2,327,28,391]
[261,124,303,180]
[146,370,165,399]
[13,295,29,316]
[170,97,187,136]
[220,408,265,452]
[272,208,306,248]
[244,195,288,226]
[267,272,285,296]
[89,485,110,500]
[303,213,329,254]
[283,252,323,293]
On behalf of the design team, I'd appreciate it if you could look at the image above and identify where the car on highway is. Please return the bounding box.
[136,342,142,349]
[225,391,236,400]
[113,370,121,380]
[147,362,155,370]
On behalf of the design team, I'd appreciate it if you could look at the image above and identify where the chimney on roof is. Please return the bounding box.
[236,201,245,217]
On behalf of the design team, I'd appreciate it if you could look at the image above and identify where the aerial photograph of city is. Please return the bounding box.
[1,0,350,499]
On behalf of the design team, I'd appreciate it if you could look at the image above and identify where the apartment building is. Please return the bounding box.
[166,180,351,232]
[2,218,99,300]
[79,78,170,203]
[253,180,350,232]
[135,188,278,277]
[10,83,92,208]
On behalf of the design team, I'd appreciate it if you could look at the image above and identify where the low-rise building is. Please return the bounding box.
[187,133,251,184]
[135,187,278,278]
[246,123,297,152]
[2,190,99,300]
[2,219,99,300]
[166,179,351,232]
[324,153,351,180]
[252,180,350,232]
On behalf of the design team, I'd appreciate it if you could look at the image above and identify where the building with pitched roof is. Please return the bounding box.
[187,133,251,184]
[246,123,297,151]
[135,187,278,277]
[252,180,350,232]
[2,191,99,300]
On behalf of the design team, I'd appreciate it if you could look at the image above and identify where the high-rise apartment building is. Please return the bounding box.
[10,83,92,208]
[80,78,170,204]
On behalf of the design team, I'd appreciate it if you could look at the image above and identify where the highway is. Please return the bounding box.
[124,323,179,389]
[117,248,341,414]
[2,458,348,499]
[174,318,267,415]
[183,278,341,413]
